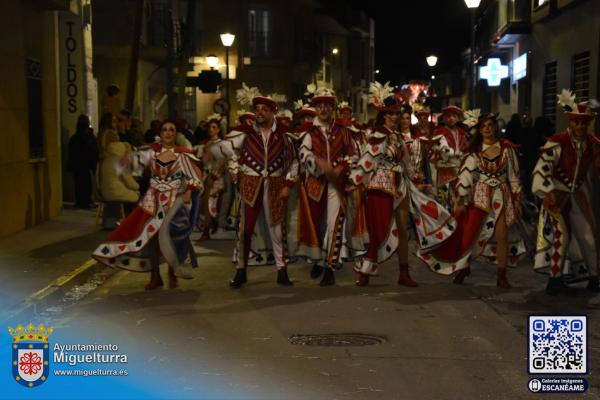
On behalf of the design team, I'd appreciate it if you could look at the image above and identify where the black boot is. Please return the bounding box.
[587,276,600,293]
[277,268,294,286]
[310,264,324,279]
[320,268,335,287]
[545,277,564,296]
[229,268,247,288]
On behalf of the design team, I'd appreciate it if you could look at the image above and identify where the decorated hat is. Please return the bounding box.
[557,89,597,123]
[369,81,400,112]
[441,105,463,118]
[294,99,316,118]
[236,109,255,124]
[306,81,337,106]
[276,109,293,122]
[236,82,278,111]
[337,101,353,112]
[206,113,223,124]
[412,102,431,116]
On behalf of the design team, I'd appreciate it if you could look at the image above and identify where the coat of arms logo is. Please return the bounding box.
[9,323,53,388]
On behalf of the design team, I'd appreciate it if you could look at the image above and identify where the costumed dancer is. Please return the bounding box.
[296,81,359,286]
[92,120,203,290]
[418,112,525,288]
[432,106,470,209]
[194,113,226,241]
[532,90,600,295]
[351,81,455,286]
[217,92,299,288]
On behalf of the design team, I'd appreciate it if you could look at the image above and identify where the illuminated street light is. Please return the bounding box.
[375,69,380,74]
[220,33,236,132]
[206,55,218,69]
[431,75,436,80]
[465,0,481,108]
[464,0,481,8]
[220,33,235,47]
[426,55,438,67]
[332,48,339,55]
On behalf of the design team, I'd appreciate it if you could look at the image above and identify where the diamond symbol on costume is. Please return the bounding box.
[101,246,110,255]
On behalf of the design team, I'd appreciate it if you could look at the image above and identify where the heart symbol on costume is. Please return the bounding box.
[372,146,379,152]
[421,254,431,260]
[414,217,421,226]
[451,264,457,271]
[392,229,398,237]
[493,202,501,210]
[118,245,127,251]
[364,160,372,169]
[421,201,439,219]
[436,232,444,240]
[147,225,156,233]
[160,193,169,202]
[355,175,362,182]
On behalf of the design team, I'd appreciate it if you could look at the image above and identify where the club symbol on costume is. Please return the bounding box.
[9,324,53,388]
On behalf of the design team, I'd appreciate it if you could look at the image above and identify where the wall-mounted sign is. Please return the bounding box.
[479,58,509,87]
[512,53,527,82]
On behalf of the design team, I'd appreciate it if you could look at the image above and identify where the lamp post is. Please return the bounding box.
[464,0,481,109]
[220,33,235,131]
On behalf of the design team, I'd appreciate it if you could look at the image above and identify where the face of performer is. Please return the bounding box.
[480,119,498,142]
[316,102,333,123]
[244,118,254,126]
[383,111,398,129]
[569,118,590,138]
[417,113,429,126]
[445,112,459,128]
[208,121,221,139]
[160,122,177,147]
[399,112,411,132]
[302,115,314,124]
[339,109,352,120]
[254,104,275,127]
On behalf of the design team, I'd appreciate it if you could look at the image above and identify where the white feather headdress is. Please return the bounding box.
[463,109,481,128]
[368,81,394,107]
[270,93,287,103]
[236,109,253,117]
[294,99,309,111]
[305,81,335,97]
[236,83,261,107]
[557,89,578,112]
[277,109,293,119]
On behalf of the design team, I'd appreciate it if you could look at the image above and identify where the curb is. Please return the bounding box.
[6,259,115,321]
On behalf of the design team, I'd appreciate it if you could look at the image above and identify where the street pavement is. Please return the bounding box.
[20,232,599,399]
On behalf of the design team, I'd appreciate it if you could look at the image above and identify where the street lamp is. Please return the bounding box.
[375,69,380,74]
[426,55,438,67]
[464,0,481,108]
[206,54,218,69]
[332,48,339,55]
[220,33,235,131]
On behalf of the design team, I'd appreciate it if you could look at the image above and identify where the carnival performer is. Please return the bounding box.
[296,82,359,286]
[92,120,203,290]
[432,106,470,208]
[411,103,445,194]
[217,93,299,288]
[532,90,600,295]
[351,82,455,286]
[418,112,525,288]
[194,114,226,241]
[396,105,430,188]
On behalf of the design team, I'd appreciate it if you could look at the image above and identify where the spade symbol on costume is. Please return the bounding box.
[122,258,130,266]
[136,240,143,247]
[256,255,264,262]
[447,224,454,231]
[545,253,551,262]
[543,227,551,236]
[510,246,518,255]
[101,246,110,255]
[421,238,428,246]
[543,179,551,187]
[433,263,441,271]
[157,211,164,219]
[386,245,392,252]
[486,221,494,230]
[542,165,550,172]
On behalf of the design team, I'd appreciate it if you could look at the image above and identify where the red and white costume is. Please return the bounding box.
[92,144,203,275]
[418,140,526,274]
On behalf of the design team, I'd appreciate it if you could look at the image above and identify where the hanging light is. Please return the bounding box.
[220,33,235,47]
[426,55,438,67]
[206,55,218,68]
[464,0,481,8]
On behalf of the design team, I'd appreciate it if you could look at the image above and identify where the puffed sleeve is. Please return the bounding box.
[299,131,321,177]
[531,141,561,199]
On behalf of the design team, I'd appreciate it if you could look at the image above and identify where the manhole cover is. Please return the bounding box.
[289,333,387,347]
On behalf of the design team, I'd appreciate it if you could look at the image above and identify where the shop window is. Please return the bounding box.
[542,61,557,129]
[571,51,590,102]
[248,8,272,58]
[26,58,44,160]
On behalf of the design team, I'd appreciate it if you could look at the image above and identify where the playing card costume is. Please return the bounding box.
[350,82,455,286]
[417,112,525,288]
[92,140,203,284]
[216,94,299,287]
[532,90,600,295]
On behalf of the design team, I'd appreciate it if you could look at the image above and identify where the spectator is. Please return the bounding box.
[194,119,209,144]
[534,116,554,138]
[97,112,120,159]
[67,114,99,209]
[130,117,146,147]
[519,115,543,198]
[117,109,134,144]
[505,113,522,144]
[144,119,161,144]
[102,84,122,117]
[174,117,195,145]
[99,142,140,204]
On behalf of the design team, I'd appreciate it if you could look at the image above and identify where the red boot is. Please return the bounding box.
[453,267,470,284]
[497,268,511,289]
[355,273,370,286]
[398,264,418,287]
[168,266,179,289]
[145,268,163,290]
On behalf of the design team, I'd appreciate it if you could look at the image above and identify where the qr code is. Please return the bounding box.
[528,316,587,374]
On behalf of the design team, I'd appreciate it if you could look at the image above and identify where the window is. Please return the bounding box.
[542,61,557,129]
[572,51,590,102]
[26,58,44,159]
[248,8,272,58]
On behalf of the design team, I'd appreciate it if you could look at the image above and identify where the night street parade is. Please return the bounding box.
[1,0,599,398]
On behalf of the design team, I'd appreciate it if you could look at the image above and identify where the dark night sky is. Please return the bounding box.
[321,0,472,84]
